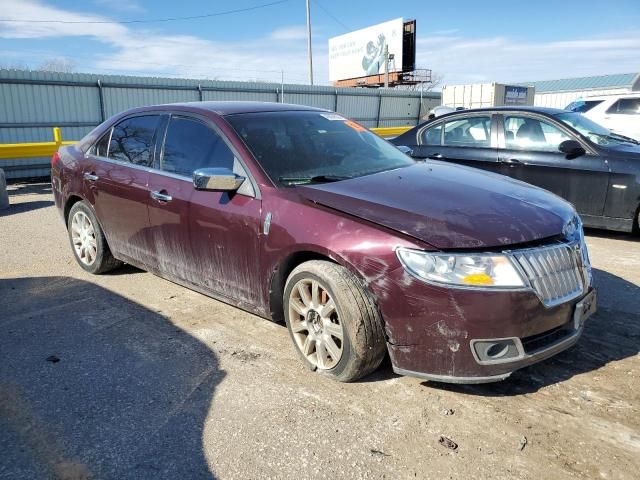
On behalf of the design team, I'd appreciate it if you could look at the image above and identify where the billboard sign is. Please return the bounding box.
[329,18,404,82]
[504,85,529,105]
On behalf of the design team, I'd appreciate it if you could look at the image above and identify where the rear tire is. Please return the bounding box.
[283,260,387,382]
[67,201,121,274]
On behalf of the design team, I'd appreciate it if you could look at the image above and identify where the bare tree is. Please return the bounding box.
[423,71,444,92]
[394,71,444,92]
[0,61,29,70]
[37,58,76,73]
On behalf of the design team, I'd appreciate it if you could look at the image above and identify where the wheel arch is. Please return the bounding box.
[63,194,85,225]
[267,246,372,324]
[63,195,113,252]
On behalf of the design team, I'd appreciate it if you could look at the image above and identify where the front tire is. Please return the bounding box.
[283,260,387,382]
[67,201,121,274]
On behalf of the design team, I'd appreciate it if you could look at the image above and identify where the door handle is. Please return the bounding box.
[150,190,172,202]
[500,158,521,166]
[428,153,443,159]
[84,172,98,181]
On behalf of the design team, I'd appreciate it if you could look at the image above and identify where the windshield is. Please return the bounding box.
[225,111,414,186]
[554,111,639,146]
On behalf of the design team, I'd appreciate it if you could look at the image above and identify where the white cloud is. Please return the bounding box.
[0,0,324,84]
[416,32,640,86]
[2,1,638,87]
[0,0,128,39]
[429,28,459,36]
[92,0,145,14]
[270,25,308,41]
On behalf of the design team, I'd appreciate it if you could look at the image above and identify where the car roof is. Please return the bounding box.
[439,106,567,116]
[580,93,640,100]
[392,106,573,144]
[141,101,329,116]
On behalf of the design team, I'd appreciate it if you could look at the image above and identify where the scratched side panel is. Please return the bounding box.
[189,190,263,308]
[258,187,422,327]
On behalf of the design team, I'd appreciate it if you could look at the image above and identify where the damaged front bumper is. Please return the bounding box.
[376,262,596,384]
[391,316,587,384]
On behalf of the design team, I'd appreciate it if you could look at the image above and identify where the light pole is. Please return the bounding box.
[383,45,389,88]
[306,0,314,85]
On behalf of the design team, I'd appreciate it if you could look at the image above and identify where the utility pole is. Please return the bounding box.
[306,0,314,85]
[383,44,389,88]
[281,70,285,103]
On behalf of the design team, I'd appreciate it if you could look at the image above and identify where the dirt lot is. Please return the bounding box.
[1,182,639,480]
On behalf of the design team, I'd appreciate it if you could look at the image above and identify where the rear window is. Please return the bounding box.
[420,123,443,145]
[108,115,161,166]
[442,116,491,147]
[606,98,640,115]
[94,130,111,157]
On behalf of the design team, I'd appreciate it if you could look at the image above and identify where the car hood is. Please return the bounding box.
[297,162,575,250]
[603,142,640,154]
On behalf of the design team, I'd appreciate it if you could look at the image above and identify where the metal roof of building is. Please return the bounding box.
[517,73,639,93]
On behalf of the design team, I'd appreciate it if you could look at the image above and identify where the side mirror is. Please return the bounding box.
[396,145,414,156]
[558,140,586,160]
[193,167,245,191]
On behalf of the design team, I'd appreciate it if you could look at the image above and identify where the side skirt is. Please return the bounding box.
[112,251,272,321]
[580,214,633,233]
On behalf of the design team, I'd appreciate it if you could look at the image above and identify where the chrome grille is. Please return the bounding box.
[512,242,587,307]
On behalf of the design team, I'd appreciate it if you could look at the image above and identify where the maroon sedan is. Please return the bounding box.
[51,102,596,383]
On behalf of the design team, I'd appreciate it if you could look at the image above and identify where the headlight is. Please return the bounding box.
[396,247,526,288]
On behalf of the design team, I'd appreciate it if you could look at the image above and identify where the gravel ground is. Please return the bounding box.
[1,182,639,480]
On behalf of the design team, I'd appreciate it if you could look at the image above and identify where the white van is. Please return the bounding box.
[565,93,640,141]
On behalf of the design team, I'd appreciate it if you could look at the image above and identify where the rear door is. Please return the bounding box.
[496,113,609,216]
[148,113,262,304]
[412,114,501,174]
[83,114,162,266]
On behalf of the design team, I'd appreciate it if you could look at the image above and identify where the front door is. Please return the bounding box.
[148,114,262,305]
[498,114,609,217]
[83,114,162,267]
[411,114,501,174]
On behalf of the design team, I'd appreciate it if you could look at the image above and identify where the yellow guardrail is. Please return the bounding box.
[0,126,411,161]
[0,127,76,160]
[370,126,412,138]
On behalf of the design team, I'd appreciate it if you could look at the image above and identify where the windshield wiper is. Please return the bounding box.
[608,132,640,145]
[278,175,352,185]
[587,131,640,145]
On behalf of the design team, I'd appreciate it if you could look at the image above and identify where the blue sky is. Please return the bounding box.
[0,0,638,86]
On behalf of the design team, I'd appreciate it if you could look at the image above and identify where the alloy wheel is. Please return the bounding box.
[288,278,344,370]
[71,211,97,266]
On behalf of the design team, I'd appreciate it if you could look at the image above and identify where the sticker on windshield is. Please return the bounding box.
[320,113,345,121]
[344,120,366,132]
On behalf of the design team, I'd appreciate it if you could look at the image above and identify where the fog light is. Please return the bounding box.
[472,338,522,364]
[486,342,510,359]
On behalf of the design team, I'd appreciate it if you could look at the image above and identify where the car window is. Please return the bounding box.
[442,116,491,147]
[504,116,571,152]
[606,98,640,115]
[554,111,638,146]
[420,123,443,145]
[108,115,160,166]
[94,130,111,157]
[225,111,413,187]
[161,116,235,177]
[565,100,603,113]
